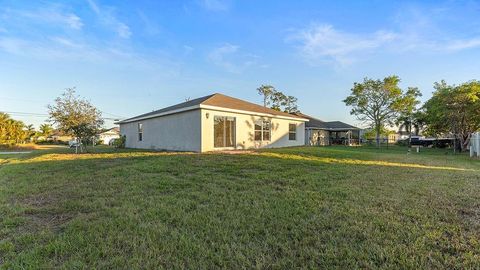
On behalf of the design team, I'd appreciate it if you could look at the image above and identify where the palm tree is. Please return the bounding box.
[396,111,425,146]
[39,123,53,140]
[25,124,35,142]
[0,113,30,145]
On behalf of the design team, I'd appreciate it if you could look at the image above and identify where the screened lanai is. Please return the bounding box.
[294,113,361,146]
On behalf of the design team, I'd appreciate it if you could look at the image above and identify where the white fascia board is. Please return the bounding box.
[306,127,359,131]
[199,105,309,122]
[116,105,201,124]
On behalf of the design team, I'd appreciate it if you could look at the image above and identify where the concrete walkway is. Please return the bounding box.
[0,151,32,154]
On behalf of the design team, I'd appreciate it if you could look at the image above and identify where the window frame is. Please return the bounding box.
[288,123,297,141]
[138,123,143,141]
[254,120,272,142]
[213,116,236,148]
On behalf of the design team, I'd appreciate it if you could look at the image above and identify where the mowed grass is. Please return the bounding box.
[0,146,479,269]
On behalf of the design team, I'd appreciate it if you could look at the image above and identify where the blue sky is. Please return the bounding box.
[1,0,480,128]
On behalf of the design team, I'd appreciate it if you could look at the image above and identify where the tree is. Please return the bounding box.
[423,80,480,152]
[0,113,27,145]
[283,95,299,113]
[48,88,104,153]
[257,85,276,107]
[39,123,53,139]
[24,124,36,142]
[396,110,425,137]
[256,85,300,113]
[270,91,287,111]
[343,76,421,146]
[363,126,395,140]
[395,87,422,146]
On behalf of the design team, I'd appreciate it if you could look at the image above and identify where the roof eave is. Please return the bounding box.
[199,105,309,121]
[116,105,201,124]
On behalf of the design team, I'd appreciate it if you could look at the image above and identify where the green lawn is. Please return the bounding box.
[1,146,479,269]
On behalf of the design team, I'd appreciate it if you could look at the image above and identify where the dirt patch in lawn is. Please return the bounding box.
[459,205,480,228]
[12,192,75,234]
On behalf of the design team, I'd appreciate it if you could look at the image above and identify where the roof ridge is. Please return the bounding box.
[200,93,305,119]
[118,92,307,124]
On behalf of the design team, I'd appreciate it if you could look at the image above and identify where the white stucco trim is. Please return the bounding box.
[306,127,360,131]
[199,105,309,122]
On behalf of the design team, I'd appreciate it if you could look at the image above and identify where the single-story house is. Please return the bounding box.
[97,127,120,145]
[116,93,308,152]
[49,130,74,143]
[293,113,361,146]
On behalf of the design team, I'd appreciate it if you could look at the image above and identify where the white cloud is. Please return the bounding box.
[0,35,181,79]
[208,43,260,73]
[446,38,480,51]
[0,6,83,30]
[288,24,397,66]
[50,37,76,47]
[86,0,131,39]
[289,20,480,67]
[137,11,161,36]
[199,0,230,11]
[64,14,83,29]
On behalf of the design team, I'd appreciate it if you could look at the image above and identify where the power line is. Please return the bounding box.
[1,98,126,118]
[0,111,48,116]
[0,110,122,121]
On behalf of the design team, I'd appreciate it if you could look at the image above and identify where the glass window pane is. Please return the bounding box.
[289,133,296,140]
[289,124,296,132]
[214,116,224,147]
[214,116,235,147]
[225,118,235,147]
[263,121,271,131]
[254,131,262,141]
[263,131,271,141]
[254,121,262,131]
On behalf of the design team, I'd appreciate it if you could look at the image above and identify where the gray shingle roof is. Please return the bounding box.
[294,112,359,130]
[118,93,306,123]
[119,94,215,123]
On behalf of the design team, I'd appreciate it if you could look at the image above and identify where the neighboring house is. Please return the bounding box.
[294,113,361,146]
[97,127,120,145]
[49,130,73,143]
[116,93,308,152]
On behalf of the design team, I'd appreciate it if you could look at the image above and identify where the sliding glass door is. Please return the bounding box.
[214,116,236,148]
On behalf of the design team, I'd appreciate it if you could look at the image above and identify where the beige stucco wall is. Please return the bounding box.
[200,108,305,152]
[120,109,201,152]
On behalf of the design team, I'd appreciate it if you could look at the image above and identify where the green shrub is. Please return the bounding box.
[113,135,126,148]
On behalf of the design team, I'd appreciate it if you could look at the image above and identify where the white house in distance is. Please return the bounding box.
[116,93,307,152]
[97,127,120,145]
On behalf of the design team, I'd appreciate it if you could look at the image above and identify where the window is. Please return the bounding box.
[254,120,271,141]
[214,116,235,148]
[289,123,296,140]
[138,123,143,141]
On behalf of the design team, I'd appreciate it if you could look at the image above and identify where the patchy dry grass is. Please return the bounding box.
[0,146,479,269]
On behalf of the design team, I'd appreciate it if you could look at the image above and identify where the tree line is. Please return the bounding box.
[0,113,54,146]
[256,85,299,113]
[344,76,480,152]
[1,87,103,152]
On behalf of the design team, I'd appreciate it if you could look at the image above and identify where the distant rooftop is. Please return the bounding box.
[294,112,359,130]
